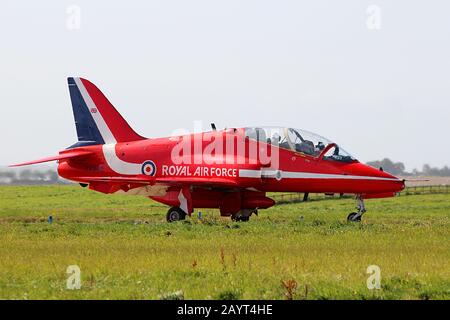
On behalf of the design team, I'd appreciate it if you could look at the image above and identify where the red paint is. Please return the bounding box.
[11,78,406,219]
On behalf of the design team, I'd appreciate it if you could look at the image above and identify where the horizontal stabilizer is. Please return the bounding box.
[9,150,93,167]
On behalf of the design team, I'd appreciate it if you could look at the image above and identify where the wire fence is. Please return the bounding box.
[401,184,450,195]
[271,185,450,205]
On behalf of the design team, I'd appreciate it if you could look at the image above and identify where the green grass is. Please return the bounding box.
[0,185,449,299]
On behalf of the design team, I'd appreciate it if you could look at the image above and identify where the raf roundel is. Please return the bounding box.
[141,160,156,176]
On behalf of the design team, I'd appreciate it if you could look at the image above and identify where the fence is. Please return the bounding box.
[401,184,450,195]
[271,185,450,205]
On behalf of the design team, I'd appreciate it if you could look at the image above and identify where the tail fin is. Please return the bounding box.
[67,77,145,147]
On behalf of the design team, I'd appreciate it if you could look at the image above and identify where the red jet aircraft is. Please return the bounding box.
[11,78,405,222]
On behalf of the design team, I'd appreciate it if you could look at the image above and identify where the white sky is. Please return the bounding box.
[1,0,449,171]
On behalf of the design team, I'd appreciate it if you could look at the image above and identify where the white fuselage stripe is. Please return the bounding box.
[239,169,262,178]
[239,169,400,181]
[74,77,117,144]
[102,144,142,175]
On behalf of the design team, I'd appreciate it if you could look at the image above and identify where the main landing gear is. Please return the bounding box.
[347,195,366,222]
[166,207,258,222]
[231,209,257,222]
[166,207,187,222]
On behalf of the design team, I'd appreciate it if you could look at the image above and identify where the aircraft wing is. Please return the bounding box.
[76,176,238,187]
[156,176,238,187]
[9,150,94,167]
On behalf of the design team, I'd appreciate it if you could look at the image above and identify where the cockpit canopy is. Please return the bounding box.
[244,127,356,163]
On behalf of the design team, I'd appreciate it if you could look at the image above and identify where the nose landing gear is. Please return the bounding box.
[347,195,366,222]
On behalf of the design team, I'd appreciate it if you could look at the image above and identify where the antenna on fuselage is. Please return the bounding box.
[211,123,217,131]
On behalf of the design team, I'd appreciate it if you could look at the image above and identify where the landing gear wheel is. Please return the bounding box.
[347,212,361,222]
[232,216,249,222]
[166,207,186,222]
[231,210,253,222]
[347,195,366,222]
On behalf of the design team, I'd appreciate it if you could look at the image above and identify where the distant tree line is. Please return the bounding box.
[0,169,67,185]
[366,158,450,177]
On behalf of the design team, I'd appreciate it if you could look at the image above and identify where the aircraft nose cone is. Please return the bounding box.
[373,168,405,193]
[377,170,405,194]
[347,162,405,194]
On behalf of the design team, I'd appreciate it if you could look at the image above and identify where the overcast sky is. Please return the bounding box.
[1,0,449,171]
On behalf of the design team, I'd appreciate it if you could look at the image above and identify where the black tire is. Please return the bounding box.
[231,215,250,222]
[166,207,186,222]
[347,212,361,222]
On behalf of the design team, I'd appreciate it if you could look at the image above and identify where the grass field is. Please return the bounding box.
[0,185,449,300]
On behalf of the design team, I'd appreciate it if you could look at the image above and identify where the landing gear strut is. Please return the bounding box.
[166,206,187,222]
[347,195,366,222]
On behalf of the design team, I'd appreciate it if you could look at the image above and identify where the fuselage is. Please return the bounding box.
[58,127,405,198]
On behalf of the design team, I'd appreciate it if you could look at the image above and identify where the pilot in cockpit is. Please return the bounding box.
[316,141,325,151]
[270,132,281,146]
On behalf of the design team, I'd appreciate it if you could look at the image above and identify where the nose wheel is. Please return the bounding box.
[347,195,366,222]
[347,212,362,222]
